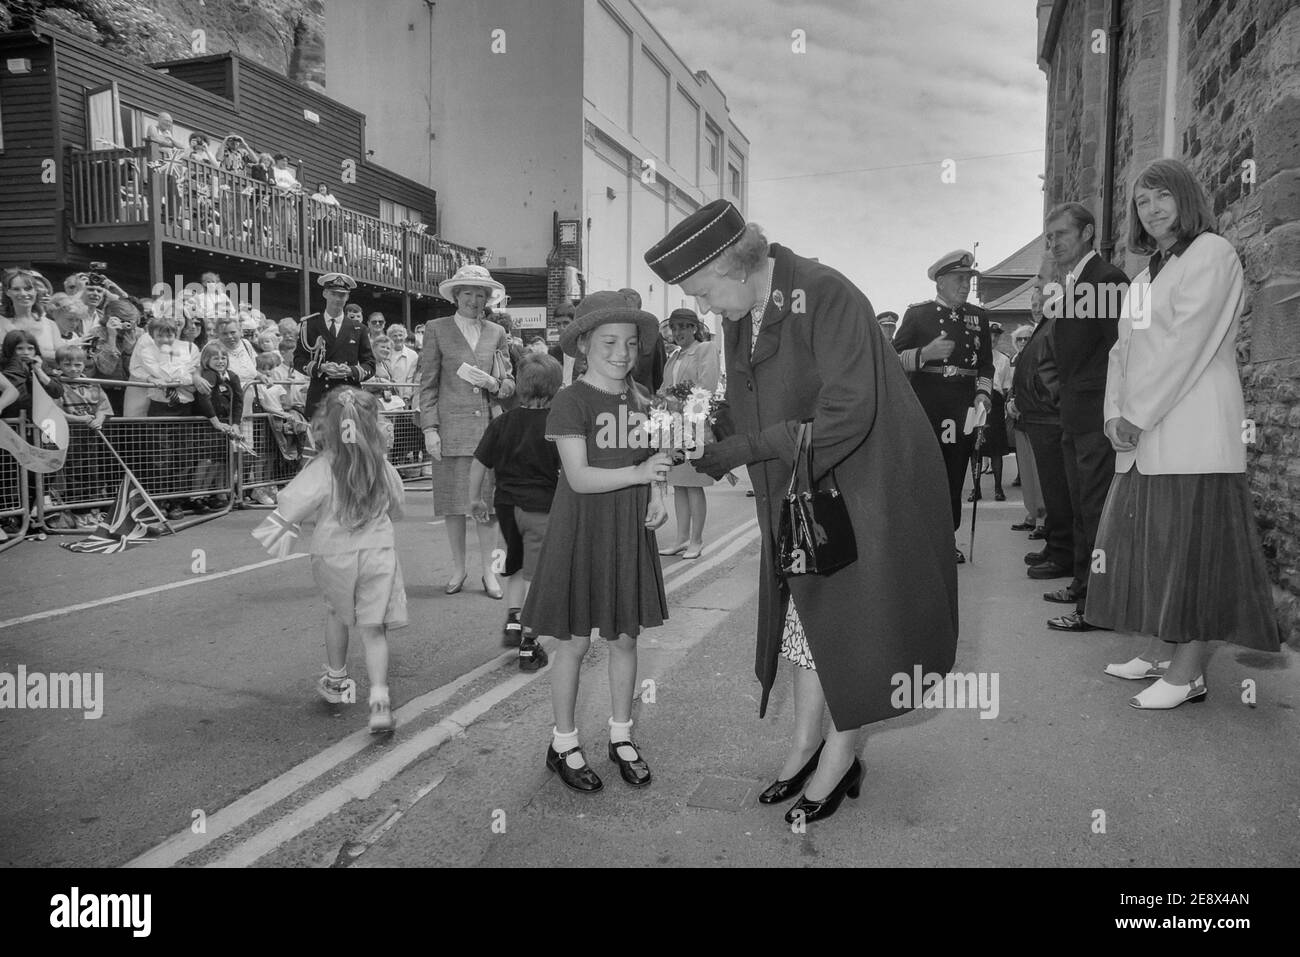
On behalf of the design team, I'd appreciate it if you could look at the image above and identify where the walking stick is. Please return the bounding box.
[91,426,176,535]
[968,425,985,563]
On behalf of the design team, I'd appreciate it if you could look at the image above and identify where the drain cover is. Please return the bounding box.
[687,776,756,811]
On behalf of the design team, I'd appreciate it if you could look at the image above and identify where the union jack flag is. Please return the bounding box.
[148,156,188,182]
[251,509,302,559]
[60,474,169,555]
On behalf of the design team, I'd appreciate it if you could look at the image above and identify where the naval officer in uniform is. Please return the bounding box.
[293,272,375,420]
[893,250,993,563]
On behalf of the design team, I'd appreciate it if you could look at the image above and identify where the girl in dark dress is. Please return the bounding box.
[522,291,672,794]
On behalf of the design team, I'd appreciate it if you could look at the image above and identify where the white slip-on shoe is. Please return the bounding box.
[1104,657,1171,681]
[1129,675,1207,710]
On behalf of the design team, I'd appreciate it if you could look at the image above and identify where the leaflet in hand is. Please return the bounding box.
[963,404,988,435]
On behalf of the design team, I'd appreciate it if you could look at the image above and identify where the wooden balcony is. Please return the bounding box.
[68,146,485,297]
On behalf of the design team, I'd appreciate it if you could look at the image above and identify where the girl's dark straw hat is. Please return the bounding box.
[558,290,661,358]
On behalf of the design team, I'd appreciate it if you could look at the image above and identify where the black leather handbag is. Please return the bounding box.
[776,422,857,577]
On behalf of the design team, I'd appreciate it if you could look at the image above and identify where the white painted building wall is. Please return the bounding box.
[323,0,747,331]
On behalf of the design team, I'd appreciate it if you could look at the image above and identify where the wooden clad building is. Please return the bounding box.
[0,21,483,323]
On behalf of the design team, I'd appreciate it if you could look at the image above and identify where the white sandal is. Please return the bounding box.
[1129,675,1207,710]
[1104,657,1171,681]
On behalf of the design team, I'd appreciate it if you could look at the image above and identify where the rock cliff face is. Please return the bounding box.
[155,0,325,88]
[0,1,326,88]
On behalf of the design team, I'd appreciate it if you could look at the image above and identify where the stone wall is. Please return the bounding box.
[1043,0,1300,647]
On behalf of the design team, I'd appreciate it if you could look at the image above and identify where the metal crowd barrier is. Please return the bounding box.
[0,375,432,548]
[237,379,430,496]
[0,415,32,553]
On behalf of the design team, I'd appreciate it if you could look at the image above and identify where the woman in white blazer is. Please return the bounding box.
[1087,159,1280,709]
[657,309,720,560]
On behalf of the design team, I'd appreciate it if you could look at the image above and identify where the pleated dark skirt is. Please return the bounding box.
[521,477,667,641]
[1084,470,1280,650]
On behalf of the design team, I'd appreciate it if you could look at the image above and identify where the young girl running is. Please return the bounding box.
[522,290,673,793]
[256,387,407,733]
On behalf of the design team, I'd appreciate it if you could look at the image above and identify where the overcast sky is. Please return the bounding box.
[637,0,1048,315]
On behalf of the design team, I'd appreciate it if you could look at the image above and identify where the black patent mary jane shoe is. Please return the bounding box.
[758,741,825,804]
[546,744,603,793]
[784,757,863,826]
[608,738,652,787]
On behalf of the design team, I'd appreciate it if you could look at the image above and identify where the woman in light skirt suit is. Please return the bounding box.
[1089,159,1281,708]
[418,265,516,598]
[657,309,720,560]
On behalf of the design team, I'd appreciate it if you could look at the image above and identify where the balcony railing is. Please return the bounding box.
[68,146,484,296]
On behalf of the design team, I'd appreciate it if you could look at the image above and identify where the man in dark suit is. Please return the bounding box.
[293,272,375,419]
[1044,203,1128,631]
[1014,281,1075,583]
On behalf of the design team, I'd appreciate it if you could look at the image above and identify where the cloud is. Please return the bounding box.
[637,0,1049,312]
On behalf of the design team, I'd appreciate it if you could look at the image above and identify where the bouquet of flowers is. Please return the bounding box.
[644,381,738,485]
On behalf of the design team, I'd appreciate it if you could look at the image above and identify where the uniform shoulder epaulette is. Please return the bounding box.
[906,300,933,310]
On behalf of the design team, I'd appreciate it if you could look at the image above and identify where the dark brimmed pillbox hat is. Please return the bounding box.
[644,199,747,285]
[558,290,662,359]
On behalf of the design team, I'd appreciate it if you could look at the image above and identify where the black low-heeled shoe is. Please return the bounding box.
[784,757,863,825]
[608,738,652,787]
[758,741,825,804]
[546,744,603,793]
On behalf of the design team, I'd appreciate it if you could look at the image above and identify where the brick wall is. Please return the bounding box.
[546,228,583,341]
[1044,0,1300,647]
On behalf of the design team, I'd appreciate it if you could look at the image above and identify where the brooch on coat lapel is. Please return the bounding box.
[771,289,784,311]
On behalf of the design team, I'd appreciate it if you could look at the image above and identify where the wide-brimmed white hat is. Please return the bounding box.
[438,264,506,306]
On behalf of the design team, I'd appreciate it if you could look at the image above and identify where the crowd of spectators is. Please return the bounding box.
[0,264,445,535]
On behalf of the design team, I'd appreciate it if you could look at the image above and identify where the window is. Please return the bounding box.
[134,109,196,154]
[729,162,741,197]
[85,83,124,150]
[380,199,422,226]
[705,124,720,173]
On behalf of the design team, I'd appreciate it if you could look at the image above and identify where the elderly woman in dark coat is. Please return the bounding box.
[645,200,958,824]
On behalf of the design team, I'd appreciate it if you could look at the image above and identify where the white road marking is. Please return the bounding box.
[9,509,754,630]
[0,519,447,631]
[661,518,759,580]
[124,642,517,868]
[128,518,762,868]
[209,669,542,868]
[0,555,307,631]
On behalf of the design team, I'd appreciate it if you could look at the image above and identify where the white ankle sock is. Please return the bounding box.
[369,685,389,707]
[327,667,348,680]
[609,717,638,761]
[553,727,586,769]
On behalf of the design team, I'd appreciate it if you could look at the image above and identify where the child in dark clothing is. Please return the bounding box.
[469,353,563,671]
[52,344,112,524]
[2,329,65,531]
[1,329,63,417]
[199,341,243,426]
[191,342,243,510]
